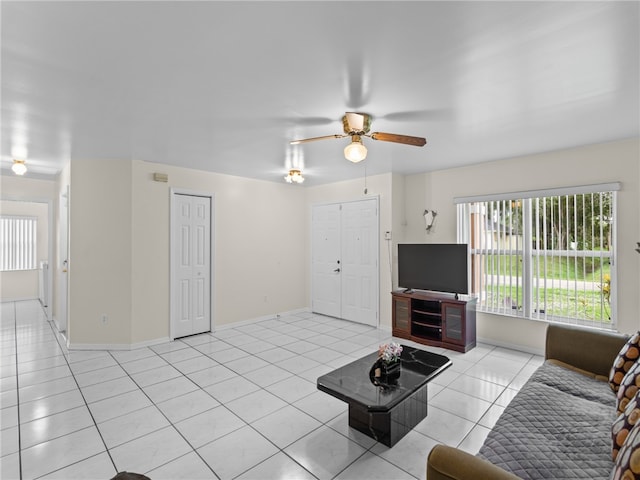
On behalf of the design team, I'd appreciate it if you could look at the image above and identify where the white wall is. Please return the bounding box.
[0,200,49,301]
[51,136,640,350]
[69,159,133,346]
[403,138,640,353]
[130,160,307,344]
[66,158,308,347]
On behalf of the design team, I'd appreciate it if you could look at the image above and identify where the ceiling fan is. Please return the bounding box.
[290,112,427,163]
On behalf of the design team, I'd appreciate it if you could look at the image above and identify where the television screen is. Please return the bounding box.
[398,243,469,295]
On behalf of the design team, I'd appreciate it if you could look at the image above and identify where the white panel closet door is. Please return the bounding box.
[311,203,341,318]
[172,194,211,338]
[341,199,378,326]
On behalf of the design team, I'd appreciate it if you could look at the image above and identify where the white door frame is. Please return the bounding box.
[310,196,380,326]
[169,188,215,340]
[57,186,69,332]
[1,195,55,323]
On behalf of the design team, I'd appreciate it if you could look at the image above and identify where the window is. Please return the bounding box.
[0,216,38,271]
[456,183,619,329]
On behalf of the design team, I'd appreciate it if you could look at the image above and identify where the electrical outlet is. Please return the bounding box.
[100,314,108,325]
[385,231,392,240]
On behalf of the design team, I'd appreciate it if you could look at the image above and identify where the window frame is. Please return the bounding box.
[456,183,619,330]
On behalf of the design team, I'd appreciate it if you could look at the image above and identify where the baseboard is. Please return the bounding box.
[67,306,376,350]
[68,342,132,351]
[477,336,545,357]
[51,315,65,333]
[214,307,312,331]
[68,336,171,351]
[132,336,172,349]
[0,297,38,303]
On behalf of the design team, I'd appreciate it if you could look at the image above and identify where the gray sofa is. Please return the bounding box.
[427,323,629,480]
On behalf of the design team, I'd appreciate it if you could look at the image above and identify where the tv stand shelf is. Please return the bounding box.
[392,290,476,353]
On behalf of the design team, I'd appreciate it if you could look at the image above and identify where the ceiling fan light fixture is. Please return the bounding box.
[285,169,304,184]
[344,136,367,163]
[11,159,27,175]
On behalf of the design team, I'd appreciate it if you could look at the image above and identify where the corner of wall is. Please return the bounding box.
[68,158,133,346]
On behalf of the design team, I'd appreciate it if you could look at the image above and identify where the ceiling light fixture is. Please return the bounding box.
[284,169,304,184]
[11,159,27,175]
[344,136,367,163]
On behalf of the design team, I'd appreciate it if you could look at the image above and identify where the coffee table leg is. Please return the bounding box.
[347,384,429,447]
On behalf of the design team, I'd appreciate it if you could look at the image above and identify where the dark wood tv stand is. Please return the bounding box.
[391,290,477,353]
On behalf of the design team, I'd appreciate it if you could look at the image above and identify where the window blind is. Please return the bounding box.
[457,188,616,329]
[0,216,38,271]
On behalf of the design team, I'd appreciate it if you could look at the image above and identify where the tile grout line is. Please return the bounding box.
[150,328,351,479]
[11,304,533,479]
[207,319,405,479]
[12,302,24,480]
[35,304,120,478]
[106,339,321,480]
[192,321,376,479]
[136,322,383,478]
[105,347,223,478]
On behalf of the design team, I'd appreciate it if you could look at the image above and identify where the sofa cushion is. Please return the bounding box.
[610,332,640,392]
[612,420,640,479]
[477,380,616,480]
[529,361,615,406]
[613,390,640,460]
[618,362,640,415]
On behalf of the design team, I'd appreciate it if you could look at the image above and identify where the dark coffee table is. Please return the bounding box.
[317,345,451,447]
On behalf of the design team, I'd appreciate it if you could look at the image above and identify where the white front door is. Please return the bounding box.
[172,194,211,339]
[311,199,379,326]
[311,203,341,318]
[341,199,378,326]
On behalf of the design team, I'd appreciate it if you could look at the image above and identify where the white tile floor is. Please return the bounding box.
[0,300,544,480]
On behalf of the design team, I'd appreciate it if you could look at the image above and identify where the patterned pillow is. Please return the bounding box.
[612,420,640,480]
[613,390,640,460]
[610,332,640,392]
[618,362,640,415]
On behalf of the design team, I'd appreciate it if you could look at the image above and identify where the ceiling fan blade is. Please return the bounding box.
[369,132,427,147]
[380,109,450,122]
[274,116,335,126]
[344,56,370,109]
[290,134,346,145]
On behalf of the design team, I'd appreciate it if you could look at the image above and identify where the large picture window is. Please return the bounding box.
[456,183,619,329]
[0,216,38,271]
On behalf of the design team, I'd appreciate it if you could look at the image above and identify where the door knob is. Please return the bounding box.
[334,268,341,273]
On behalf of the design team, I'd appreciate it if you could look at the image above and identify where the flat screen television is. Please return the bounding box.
[398,243,469,296]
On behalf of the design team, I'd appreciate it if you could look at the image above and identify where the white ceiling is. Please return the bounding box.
[2,1,638,186]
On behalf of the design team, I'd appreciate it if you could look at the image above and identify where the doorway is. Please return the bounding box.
[0,199,53,317]
[57,187,69,332]
[311,198,379,326]
[170,190,214,339]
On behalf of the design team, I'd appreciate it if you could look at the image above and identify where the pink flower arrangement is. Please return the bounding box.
[378,342,403,364]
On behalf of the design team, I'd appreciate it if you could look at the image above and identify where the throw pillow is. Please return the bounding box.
[618,362,640,415]
[610,332,640,392]
[612,420,640,480]
[613,390,640,460]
